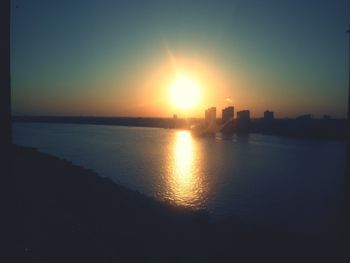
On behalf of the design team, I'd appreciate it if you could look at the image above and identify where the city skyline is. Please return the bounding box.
[11,0,350,118]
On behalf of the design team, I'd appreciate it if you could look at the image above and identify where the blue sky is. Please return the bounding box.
[11,0,350,118]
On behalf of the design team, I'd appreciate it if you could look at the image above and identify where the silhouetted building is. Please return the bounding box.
[323,115,331,120]
[173,114,177,120]
[237,110,250,121]
[222,106,234,123]
[264,110,274,121]
[237,110,250,133]
[205,107,216,124]
[296,114,312,120]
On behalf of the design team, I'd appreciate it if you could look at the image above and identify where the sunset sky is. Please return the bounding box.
[11,0,350,118]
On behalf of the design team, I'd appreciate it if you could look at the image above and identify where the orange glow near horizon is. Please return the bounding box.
[40,54,235,118]
[157,54,233,117]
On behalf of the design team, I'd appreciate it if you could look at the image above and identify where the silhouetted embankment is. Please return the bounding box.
[14,145,347,262]
[12,116,198,130]
[251,118,348,140]
[220,118,347,139]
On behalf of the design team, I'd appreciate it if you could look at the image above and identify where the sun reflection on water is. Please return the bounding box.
[166,130,205,207]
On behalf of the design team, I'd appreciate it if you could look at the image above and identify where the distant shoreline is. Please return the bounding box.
[12,115,196,129]
[13,115,348,140]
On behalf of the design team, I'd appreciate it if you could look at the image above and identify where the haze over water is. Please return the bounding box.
[13,123,346,238]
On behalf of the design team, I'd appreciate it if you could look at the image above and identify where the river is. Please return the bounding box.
[13,122,346,237]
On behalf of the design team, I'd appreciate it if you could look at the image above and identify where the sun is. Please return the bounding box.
[170,75,200,109]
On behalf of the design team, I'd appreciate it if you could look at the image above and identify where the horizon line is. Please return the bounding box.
[11,114,347,120]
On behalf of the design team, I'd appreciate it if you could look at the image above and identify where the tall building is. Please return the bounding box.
[236,110,250,133]
[237,110,250,121]
[264,110,274,120]
[205,107,216,124]
[222,106,234,123]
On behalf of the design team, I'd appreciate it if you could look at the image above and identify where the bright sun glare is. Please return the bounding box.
[170,75,200,109]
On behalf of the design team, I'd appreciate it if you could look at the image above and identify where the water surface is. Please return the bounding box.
[13,123,346,237]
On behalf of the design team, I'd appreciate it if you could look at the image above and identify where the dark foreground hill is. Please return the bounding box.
[12,146,347,262]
